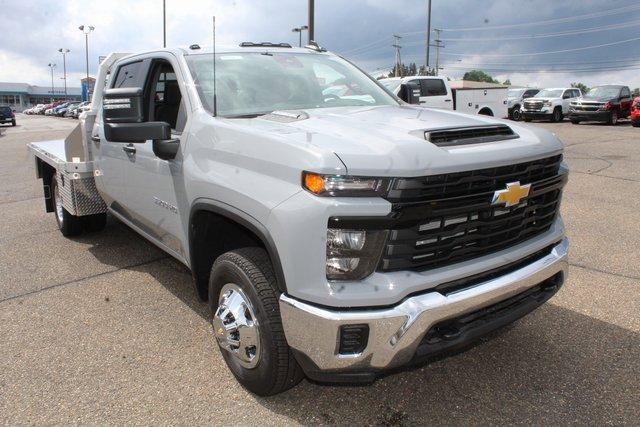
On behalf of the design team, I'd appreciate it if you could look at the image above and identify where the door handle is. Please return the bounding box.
[122,144,136,155]
[444,99,452,102]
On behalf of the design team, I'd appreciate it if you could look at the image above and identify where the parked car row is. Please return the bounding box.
[23,101,90,119]
[0,105,16,126]
[511,84,639,126]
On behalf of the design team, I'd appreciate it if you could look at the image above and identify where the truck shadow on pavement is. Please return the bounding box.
[81,216,638,425]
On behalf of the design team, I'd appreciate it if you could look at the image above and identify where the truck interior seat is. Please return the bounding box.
[156,81,181,129]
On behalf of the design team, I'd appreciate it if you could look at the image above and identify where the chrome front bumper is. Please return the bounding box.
[279,238,568,376]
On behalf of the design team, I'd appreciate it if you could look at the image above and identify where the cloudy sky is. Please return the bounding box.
[1,0,639,89]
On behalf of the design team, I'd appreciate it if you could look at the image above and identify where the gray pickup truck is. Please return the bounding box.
[28,44,569,396]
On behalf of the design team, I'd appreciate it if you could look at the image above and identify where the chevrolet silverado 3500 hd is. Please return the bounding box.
[28,44,569,396]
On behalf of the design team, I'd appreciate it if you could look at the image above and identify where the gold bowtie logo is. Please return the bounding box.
[492,181,531,207]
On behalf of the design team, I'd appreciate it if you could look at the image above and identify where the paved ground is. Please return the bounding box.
[0,114,638,425]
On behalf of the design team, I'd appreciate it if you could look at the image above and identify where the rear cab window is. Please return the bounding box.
[420,79,447,96]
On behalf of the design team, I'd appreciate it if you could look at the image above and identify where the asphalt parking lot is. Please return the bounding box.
[0,114,638,425]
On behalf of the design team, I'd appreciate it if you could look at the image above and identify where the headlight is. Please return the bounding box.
[542,101,552,107]
[302,172,389,197]
[326,228,388,281]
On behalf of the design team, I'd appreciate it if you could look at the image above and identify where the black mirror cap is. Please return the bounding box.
[103,87,144,123]
[153,138,180,160]
[104,122,171,143]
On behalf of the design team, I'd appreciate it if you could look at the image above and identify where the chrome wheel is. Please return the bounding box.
[53,178,64,226]
[213,283,261,369]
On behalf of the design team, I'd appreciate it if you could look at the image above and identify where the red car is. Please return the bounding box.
[632,96,640,127]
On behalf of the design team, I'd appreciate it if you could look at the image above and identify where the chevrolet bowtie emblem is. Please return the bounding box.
[492,181,531,207]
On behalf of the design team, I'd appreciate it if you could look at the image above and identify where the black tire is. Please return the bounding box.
[552,107,563,122]
[209,247,303,396]
[608,110,618,126]
[511,106,522,121]
[51,175,83,237]
[570,119,580,125]
[84,213,107,232]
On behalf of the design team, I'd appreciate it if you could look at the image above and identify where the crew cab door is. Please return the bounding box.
[418,78,453,110]
[561,89,580,113]
[122,55,189,260]
[620,87,633,116]
[94,59,150,209]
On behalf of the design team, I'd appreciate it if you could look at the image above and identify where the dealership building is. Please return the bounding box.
[0,82,83,111]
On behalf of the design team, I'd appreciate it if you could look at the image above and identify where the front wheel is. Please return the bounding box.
[209,248,303,396]
[608,111,618,125]
[552,108,563,122]
[511,107,522,121]
[51,175,83,237]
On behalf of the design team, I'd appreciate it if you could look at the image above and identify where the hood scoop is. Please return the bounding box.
[261,110,309,123]
[423,124,519,147]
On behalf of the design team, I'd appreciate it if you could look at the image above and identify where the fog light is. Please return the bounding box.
[327,257,360,275]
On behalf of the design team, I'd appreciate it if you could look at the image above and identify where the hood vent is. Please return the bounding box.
[425,124,518,147]
[261,110,309,123]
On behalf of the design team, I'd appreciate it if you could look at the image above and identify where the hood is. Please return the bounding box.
[580,95,614,102]
[232,105,564,176]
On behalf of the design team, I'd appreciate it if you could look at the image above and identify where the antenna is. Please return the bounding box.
[212,15,217,116]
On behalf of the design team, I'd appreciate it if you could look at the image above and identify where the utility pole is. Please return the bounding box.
[432,28,444,76]
[392,34,402,77]
[58,48,70,96]
[426,0,432,70]
[48,63,56,101]
[163,0,167,48]
[308,0,315,43]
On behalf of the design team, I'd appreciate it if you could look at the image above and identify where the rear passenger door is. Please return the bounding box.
[418,78,453,110]
[94,59,150,209]
[620,87,632,116]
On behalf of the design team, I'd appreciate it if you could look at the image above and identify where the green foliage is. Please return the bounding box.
[502,79,512,86]
[462,70,499,83]
[571,82,589,94]
[387,62,435,78]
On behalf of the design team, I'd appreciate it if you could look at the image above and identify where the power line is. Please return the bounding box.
[441,36,640,57]
[392,34,402,77]
[439,20,640,42]
[439,3,640,31]
[443,65,640,74]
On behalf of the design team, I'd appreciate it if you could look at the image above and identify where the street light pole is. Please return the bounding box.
[58,48,70,96]
[426,0,432,70]
[163,0,166,48]
[291,25,308,47]
[78,25,95,81]
[48,63,56,101]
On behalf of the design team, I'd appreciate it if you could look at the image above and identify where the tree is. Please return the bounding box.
[462,70,499,83]
[502,79,512,86]
[571,82,589,94]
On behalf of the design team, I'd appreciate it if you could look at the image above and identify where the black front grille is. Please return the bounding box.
[426,125,517,147]
[379,155,566,272]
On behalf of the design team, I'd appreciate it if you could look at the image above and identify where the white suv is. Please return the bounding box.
[522,88,582,122]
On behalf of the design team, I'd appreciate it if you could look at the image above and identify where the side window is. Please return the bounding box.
[146,61,185,132]
[523,90,536,98]
[420,79,448,96]
[562,90,572,99]
[112,61,144,88]
[621,87,631,98]
[573,89,581,98]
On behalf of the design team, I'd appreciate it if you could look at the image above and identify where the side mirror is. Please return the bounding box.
[105,121,170,143]
[102,87,144,123]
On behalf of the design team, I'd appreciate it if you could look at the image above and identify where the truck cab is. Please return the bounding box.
[522,87,581,122]
[29,45,568,396]
[568,85,633,125]
[381,76,454,110]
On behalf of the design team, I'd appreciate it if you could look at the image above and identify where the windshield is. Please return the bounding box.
[586,86,620,98]
[380,79,401,93]
[186,52,398,117]
[508,89,525,98]
[535,89,563,98]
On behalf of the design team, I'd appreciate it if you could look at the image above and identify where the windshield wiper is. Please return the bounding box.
[222,111,272,119]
